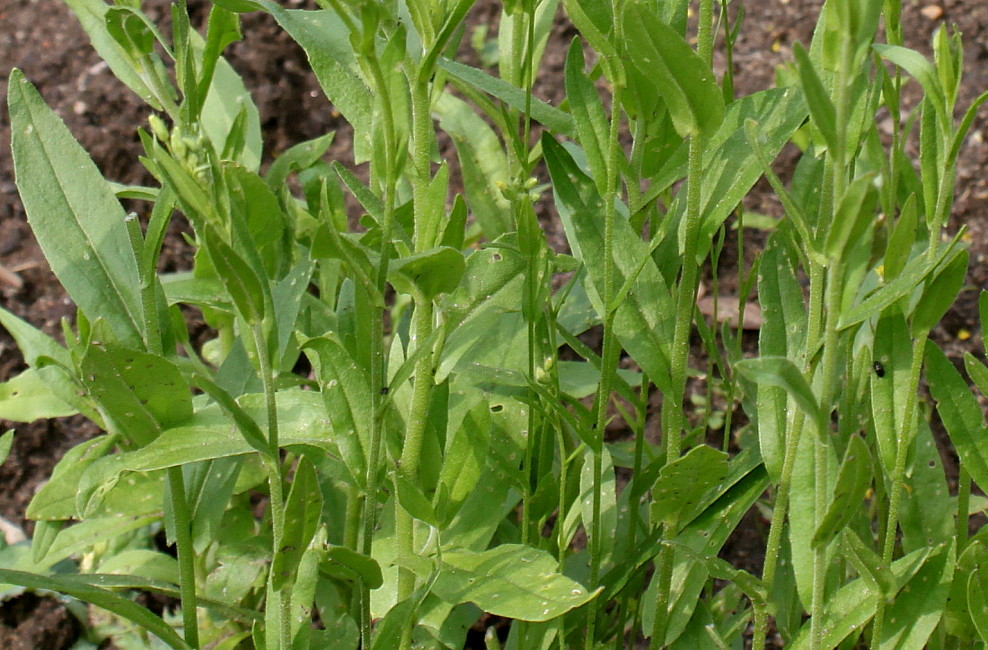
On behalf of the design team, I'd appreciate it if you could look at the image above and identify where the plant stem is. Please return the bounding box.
[651,128,705,650]
[358,44,399,647]
[167,468,199,648]
[586,1,625,643]
[253,321,292,650]
[395,61,441,648]
[872,336,925,644]
[752,252,826,649]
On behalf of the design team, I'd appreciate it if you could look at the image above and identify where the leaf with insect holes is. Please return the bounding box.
[899,419,953,554]
[650,445,728,528]
[878,540,954,649]
[870,311,913,477]
[429,544,597,621]
[0,368,77,422]
[0,430,12,467]
[8,70,143,347]
[925,342,988,494]
[622,0,724,138]
[788,545,937,649]
[80,343,192,448]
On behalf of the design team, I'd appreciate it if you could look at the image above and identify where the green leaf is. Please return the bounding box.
[204,227,266,325]
[272,457,322,590]
[911,249,968,336]
[883,194,918,282]
[265,132,335,191]
[842,528,895,598]
[838,240,956,330]
[0,369,77,421]
[879,541,954,648]
[926,343,988,493]
[735,356,825,438]
[389,247,466,300]
[0,568,189,649]
[27,436,117,520]
[874,44,948,126]
[900,420,952,553]
[434,93,512,238]
[650,445,728,529]
[824,173,878,261]
[622,1,724,138]
[395,474,438,527]
[870,312,913,477]
[62,0,160,108]
[37,514,160,568]
[564,39,609,194]
[437,58,575,138]
[8,69,143,346]
[81,343,192,447]
[301,336,371,489]
[756,241,806,480]
[793,42,838,152]
[76,390,330,516]
[320,546,383,590]
[431,545,597,621]
[544,135,674,393]
[812,435,872,546]
[0,430,13,466]
[579,446,617,564]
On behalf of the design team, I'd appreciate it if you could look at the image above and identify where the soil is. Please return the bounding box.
[2,0,988,647]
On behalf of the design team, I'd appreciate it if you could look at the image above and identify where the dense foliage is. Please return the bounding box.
[2,0,988,648]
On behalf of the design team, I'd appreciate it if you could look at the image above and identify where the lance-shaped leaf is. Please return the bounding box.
[203,227,266,326]
[813,435,873,546]
[272,457,322,590]
[8,70,143,346]
[926,342,988,493]
[870,312,913,477]
[911,249,968,337]
[0,369,77,422]
[301,336,371,490]
[319,546,383,589]
[0,568,189,649]
[622,1,724,138]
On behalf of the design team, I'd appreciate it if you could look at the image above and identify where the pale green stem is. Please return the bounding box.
[872,337,925,644]
[752,250,828,649]
[127,213,199,647]
[252,321,292,650]
[652,130,705,649]
[586,3,625,643]
[358,48,399,648]
[396,62,442,649]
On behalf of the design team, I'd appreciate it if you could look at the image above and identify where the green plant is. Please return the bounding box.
[2,0,988,648]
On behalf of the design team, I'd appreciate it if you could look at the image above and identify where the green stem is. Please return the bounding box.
[752,256,826,650]
[167,468,199,648]
[872,336,925,644]
[396,63,442,649]
[358,48,399,648]
[253,321,291,650]
[586,2,625,643]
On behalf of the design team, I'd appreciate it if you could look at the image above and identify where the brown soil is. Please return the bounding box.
[2,0,987,647]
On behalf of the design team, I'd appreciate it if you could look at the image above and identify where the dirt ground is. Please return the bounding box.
[1,0,987,647]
